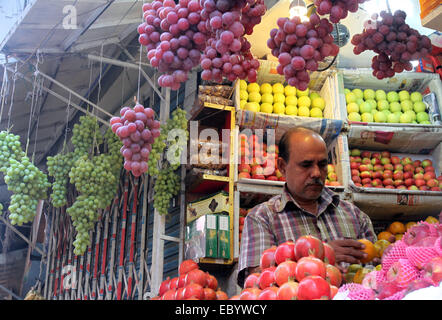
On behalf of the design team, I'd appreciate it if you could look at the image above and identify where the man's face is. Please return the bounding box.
[278,133,328,201]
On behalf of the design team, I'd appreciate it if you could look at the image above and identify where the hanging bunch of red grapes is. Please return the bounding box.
[351,10,433,80]
[313,0,369,23]
[138,0,266,89]
[267,13,340,91]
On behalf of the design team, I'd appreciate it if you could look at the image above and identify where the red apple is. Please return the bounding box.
[414,173,424,180]
[327,164,335,173]
[372,152,381,160]
[396,185,407,190]
[251,165,264,176]
[275,169,283,178]
[381,151,391,158]
[422,257,442,285]
[393,170,404,180]
[394,179,404,187]
[384,163,394,171]
[427,179,439,188]
[252,174,265,180]
[423,172,436,181]
[415,167,424,174]
[361,178,372,185]
[383,170,393,180]
[351,149,361,156]
[373,171,383,179]
[266,176,278,181]
[415,179,427,187]
[352,176,362,184]
[372,178,383,187]
[239,163,251,173]
[424,166,435,173]
[385,185,396,189]
[408,185,419,190]
[359,165,369,172]
[362,158,371,165]
[373,164,384,172]
[391,156,401,165]
[412,160,421,168]
[421,159,432,168]
[371,158,381,165]
[394,164,403,171]
[360,171,372,179]
[350,162,360,170]
[430,187,441,191]
[383,178,394,186]
[363,183,373,188]
[351,169,360,177]
[361,151,371,159]
[401,157,412,166]
[353,156,362,163]
[419,186,430,191]
[403,171,414,180]
[380,157,391,165]
[327,172,337,182]
[239,172,251,179]
[438,176,442,182]
[354,183,362,187]
[403,164,414,172]
[330,181,341,187]
[278,176,286,181]
[404,178,415,187]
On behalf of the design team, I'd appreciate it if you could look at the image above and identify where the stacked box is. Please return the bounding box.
[186,191,229,223]
[218,215,230,260]
[184,214,218,260]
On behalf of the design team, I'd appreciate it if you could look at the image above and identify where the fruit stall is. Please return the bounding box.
[0,0,441,303]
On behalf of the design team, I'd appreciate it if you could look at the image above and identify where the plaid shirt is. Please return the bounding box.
[237,185,376,285]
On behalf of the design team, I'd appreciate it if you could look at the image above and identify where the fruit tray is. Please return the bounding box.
[343,142,442,219]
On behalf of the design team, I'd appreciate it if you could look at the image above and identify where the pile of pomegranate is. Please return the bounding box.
[340,221,442,300]
[152,259,229,300]
[233,235,343,300]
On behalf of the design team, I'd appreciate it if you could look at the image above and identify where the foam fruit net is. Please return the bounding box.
[338,283,375,300]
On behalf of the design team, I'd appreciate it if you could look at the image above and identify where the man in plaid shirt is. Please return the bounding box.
[238,127,377,287]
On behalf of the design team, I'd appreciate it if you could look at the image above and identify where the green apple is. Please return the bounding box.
[285,95,297,106]
[284,85,297,96]
[359,101,372,114]
[375,89,387,101]
[348,112,362,121]
[260,103,273,113]
[356,98,364,106]
[413,101,426,113]
[309,91,320,101]
[410,91,423,103]
[401,100,413,112]
[393,111,402,118]
[346,92,357,104]
[404,110,416,121]
[273,102,286,114]
[371,108,378,116]
[273,93,285,104]
[366,99,377,110]
[374,111,387,123]
[347,102,359,114]
[416,111,430,123]
[310,107,323,118]
[261,93,274,104]
[240,90,248,100]
[352,88,364,99]
[398,90,410,102]
[297,88,309,97]
[387,113,400,123]
[399,112,412,123]
[298,106,310,117]
[285,105,298,115]
[363,89,376,100]
[382,109,391,117]
[260,83,273,94]
[248,91,262,103]
[377,100,389,111]
[387,91,399,103]
[420,120,431,124]
[361,112,374,122]
[312,97,326,110]
[344,88,351,95]
[389,101,402,113]
[248,82,260,93]
[240,100,247,109]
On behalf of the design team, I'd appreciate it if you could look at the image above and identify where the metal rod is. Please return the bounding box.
[127,178,139,298]
[138,175,148,300]
[116,175,129,300]
[0,284,22,300]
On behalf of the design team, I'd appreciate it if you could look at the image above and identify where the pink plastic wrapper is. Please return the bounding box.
[338,283,375,300]
[383,288,407,300]
[406,246,439,269]
[381,240,407,272]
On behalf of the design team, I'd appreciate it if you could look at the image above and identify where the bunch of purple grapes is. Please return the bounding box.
[199,0,266,83]
[110,104,161,177]
[267,13,339,91]
[351,10,433,80]
[138,0,208,90]
[314,0,368,23]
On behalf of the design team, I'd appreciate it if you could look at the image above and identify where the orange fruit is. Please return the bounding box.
[405,221,417,230]
[387,221,406,235]
[395,233,404,241]
[357,239,376,264]
[377,231,395,243]
[425,216,438,224]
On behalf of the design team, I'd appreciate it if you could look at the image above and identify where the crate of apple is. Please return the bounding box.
[325,164,341,187]
[349,148,442,191]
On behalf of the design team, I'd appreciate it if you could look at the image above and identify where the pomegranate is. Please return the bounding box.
[258,267,277,289]
[294,235,325,261]
[297,275,331,300]
[330,285,338,299]
[258,287,279,300]
[158,277,171,296]
[323,242,336,265]
[244,272,261,288]
[325,264,342,287]
[275,260,297,286]
[169,277,179,290]
[215,290,229,300]
[177,274,187,288]
[162,288,177,300]
[182,283,205,300]
[295,256,326,282]
[175,287,185,300]
[276,281,299,300]
[206,273,218,290]
[178,259,199,275]
[274,241,296,264]
[260,246,277,269]
[239,287,261,300]
[184,269,207,287]
[203,287,217,300]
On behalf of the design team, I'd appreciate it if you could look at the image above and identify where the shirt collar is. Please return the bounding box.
[276,183,340,214]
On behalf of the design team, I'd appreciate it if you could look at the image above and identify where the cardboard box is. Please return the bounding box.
[184,214,218,260]
[217,215,230,260]
[186,191,229,223]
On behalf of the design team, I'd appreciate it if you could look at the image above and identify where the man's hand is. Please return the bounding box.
[327,239,367,266]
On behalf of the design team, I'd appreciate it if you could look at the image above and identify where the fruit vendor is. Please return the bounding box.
[237,127,378,287]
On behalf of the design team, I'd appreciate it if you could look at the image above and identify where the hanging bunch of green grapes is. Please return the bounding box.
[0,131,26,171]
[165,108,189,170]
[3,157,50,226]
[71,115,102,157]
[153,165,181,216]
[47,153,74,207]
